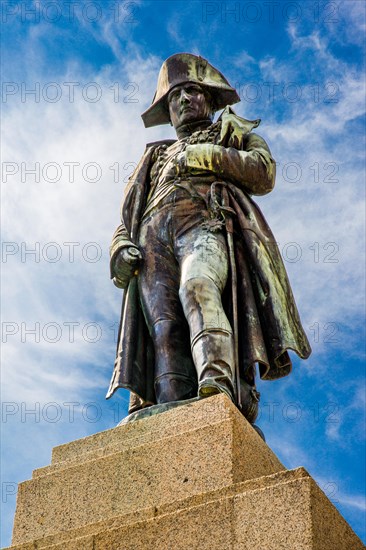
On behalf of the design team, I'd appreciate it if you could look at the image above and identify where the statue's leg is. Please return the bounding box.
[150,319,198,403]
[138,210,197,404]
[177,227,235,401]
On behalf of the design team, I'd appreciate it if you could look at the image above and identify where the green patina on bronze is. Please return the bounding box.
[108,53,311,426]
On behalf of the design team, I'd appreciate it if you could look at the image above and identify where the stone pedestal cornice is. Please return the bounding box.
[6,395,365,550]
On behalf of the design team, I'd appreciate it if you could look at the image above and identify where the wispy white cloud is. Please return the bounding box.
[1,51,162,411]
[1,5,365,546]
[338,493,366,512]
[238,22,366,361]
[323,1,366,48]
[315,474,366,512]
[2,2,364,440]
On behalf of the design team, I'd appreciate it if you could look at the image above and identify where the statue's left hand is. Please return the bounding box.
[219,110,260,150]
[219,113,247,149]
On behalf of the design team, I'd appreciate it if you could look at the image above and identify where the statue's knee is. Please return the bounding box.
[179,276,217,305]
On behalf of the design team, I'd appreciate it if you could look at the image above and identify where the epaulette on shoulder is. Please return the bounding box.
[146,139,176,148]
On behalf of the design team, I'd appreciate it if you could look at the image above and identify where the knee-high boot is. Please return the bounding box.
[179,276,235,401]
[191,329,235,400]
[151,319,197,404]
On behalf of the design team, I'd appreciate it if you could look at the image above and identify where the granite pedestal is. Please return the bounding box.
[6,395,365,549]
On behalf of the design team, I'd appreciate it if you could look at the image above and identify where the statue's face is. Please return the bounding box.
[168,83,213,129]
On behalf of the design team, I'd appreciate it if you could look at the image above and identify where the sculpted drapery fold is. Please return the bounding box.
[107,54,311,420]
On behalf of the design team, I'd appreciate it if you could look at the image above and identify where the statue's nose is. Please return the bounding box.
[180,90,190,104]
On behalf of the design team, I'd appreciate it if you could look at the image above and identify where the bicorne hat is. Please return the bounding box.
[141,53,240,128]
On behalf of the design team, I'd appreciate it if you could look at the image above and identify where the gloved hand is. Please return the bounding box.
[114,246,142,288]
[219,107,260,149]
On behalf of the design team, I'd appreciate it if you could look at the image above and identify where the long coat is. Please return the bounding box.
[106,111,311,410]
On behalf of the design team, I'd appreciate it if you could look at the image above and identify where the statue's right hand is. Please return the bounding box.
[119,247,142,265]
[114,247,142,287]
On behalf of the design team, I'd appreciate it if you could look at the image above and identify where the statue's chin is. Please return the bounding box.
[176,113,198,127]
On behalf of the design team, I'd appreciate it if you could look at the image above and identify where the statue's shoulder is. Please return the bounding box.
[142,139,177,165]
[146,139,176,149]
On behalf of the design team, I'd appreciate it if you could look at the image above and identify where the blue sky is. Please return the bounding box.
[1,0,365,545]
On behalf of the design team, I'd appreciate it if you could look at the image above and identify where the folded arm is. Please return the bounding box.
[184,132,276,196]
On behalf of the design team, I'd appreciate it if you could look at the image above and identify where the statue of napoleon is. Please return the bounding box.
[106,53,311,424]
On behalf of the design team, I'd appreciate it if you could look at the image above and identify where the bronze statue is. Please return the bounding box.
[107,53,311,425]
